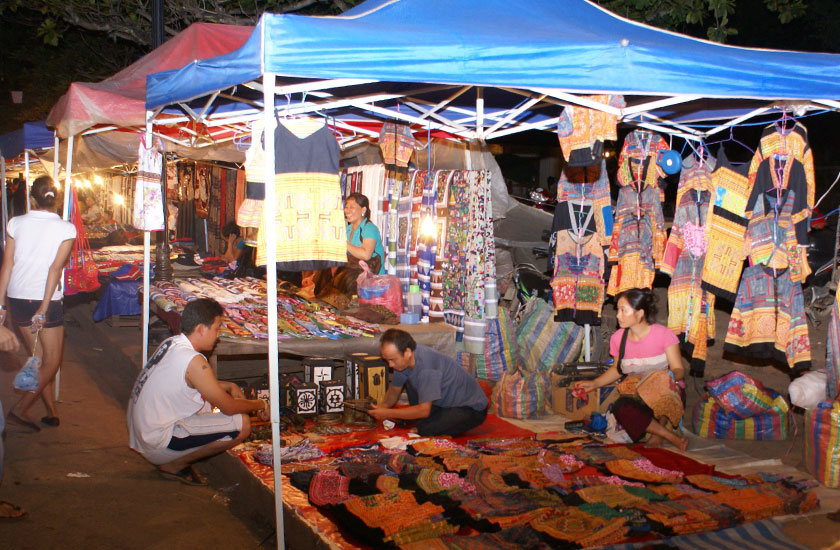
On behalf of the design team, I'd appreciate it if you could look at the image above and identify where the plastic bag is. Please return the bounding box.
[14,331,41,392]
[789,369,828,410]
[356,260,402,315]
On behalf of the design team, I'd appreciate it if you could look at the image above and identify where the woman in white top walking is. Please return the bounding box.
[0,176,76,432]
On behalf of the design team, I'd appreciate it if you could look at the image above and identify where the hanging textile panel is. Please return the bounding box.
[428,170,453,323]
[442,170,470,333]
[662,188,714,375]
[256,120,345,270]
[700,154,751,302]
[724,264,811,371]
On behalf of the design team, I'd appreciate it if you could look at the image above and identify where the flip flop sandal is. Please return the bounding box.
[7,412,41,432]
[41,416,60,427]
[0,501,28,520]
[158,467,207,486]
[188,465,207,485]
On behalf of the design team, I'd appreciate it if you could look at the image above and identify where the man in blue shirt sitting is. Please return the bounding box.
[369,329,488,436]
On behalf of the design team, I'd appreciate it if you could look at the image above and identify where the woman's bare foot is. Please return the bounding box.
[646,434,664,447]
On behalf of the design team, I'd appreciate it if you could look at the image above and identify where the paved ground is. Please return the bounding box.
[0,299,269,550]
[1,294,838,549]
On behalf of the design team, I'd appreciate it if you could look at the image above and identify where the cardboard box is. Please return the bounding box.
[551,373,618,420]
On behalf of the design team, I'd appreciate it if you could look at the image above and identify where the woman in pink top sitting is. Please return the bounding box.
[575,288,688,450]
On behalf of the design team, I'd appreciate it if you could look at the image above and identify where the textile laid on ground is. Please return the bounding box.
[556,95,625,167]
[701,151,751,302]
[597,518,811,550]
[608,130,668,295]
[551,230,605,325]
[724,265,811,371]
[148,276,379,340]
[256,118,345,270]
[244,431,818,550]
[662,182,714,376]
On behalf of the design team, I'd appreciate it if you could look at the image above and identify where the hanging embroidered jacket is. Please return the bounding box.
[256,119,345,270]
[553,160,613,245]
[724,264,811,371]
[745,187,811,284]
[607,184,665,295]
[748,121,815,210]
[747,155,810,245]
[551,230,605,325]
[701,151,751,302]
[662,188,715,375]
[557,95,626,166]
[608,130,668,295]
[616,130,669,198]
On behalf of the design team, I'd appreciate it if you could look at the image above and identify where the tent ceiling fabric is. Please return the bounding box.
[147,0,840,113]
[47,22,253,139]
[0,121,54,160]
[38,131,246,175]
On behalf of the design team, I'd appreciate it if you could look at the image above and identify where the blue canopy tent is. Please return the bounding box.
[0,121,56,242]
[141,2,840,547]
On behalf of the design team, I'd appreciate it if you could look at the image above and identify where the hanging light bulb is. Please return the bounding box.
[94,175,104,186]
[113,193,125,206]
[420,210,436,238]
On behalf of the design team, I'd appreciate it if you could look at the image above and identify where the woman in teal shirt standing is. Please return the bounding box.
[345,193,385,274]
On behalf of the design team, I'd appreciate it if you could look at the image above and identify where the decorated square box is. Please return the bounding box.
[302,357,336,387]
[289,380,318,417]
[345,352,368,400]
[319,380,345,414]
[358,356,388,406]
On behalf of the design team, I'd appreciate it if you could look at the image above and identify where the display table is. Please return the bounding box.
[147,300,457,374]
[93,279,143,322]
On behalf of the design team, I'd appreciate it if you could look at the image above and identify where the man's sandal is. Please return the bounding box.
[158,466,207,486]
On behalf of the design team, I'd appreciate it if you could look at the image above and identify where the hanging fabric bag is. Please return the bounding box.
[65,185,101,295]
[133,138,165,231]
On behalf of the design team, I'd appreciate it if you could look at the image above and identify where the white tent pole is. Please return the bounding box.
[1,156,6,245]
[56,134,74,402]
[262,71,285,550]
[704,106,774,137]
[476,87,484,140]
[142,115,153,365]
[53,134,60,185]
[24,151,30,213]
